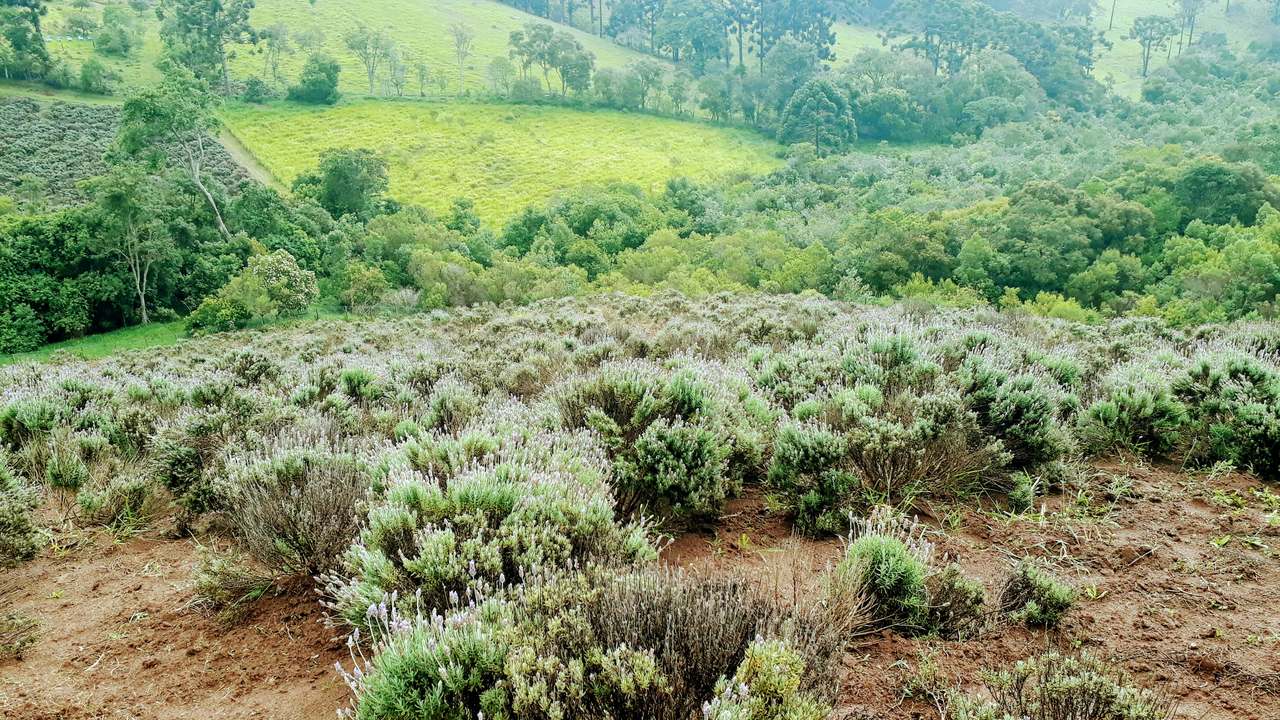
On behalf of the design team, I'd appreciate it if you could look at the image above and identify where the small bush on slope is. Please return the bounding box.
[998,561,1076,629]
[703,638,832,720]
[340,568,852,720]
[324,430,655,631]
[219,430,372,578]
[0,457,41,567]
[556,360,769,524]
[948,651,1176,720]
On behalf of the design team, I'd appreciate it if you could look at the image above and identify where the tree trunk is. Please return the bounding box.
[1109,0,1118,30]
[185,139,230,240]
[134,260,150,325]
[221,49,232,96]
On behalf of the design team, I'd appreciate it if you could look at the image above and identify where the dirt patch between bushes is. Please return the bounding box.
[2,460,1278,719]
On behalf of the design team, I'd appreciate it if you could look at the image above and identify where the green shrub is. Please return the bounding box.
[326,436,655,630]
[926,564,987,639]
[623,418,731,523]
[0,462,41,567]
[961,362,1070,469]
[1078,385,1186,457]
[558,363,754,523]
[999,561,1075,629]
[288,53,341,105]
[0,399,61,451]
[1006,471,1038,513]
[241,76,274,104]
[703,638,832,720]
[0,304,46,354]
[424,376,479,432]
[347,604,509,720]
[44,444,89,492]
[767,421,854,535]
[1174,359,1280,480]
[186,295,252,336]
[76,474,154,529]
[948,651,1176,720]
[838,534,929,629]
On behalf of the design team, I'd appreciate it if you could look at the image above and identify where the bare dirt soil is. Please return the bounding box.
[3,459,1278,720]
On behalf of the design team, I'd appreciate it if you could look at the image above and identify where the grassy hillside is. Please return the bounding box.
[1092,0,1277,97]
[832,0,1278,98]
[41,0,659,96]
[222,99,782,223]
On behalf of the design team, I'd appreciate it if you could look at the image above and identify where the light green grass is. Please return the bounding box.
[222,99,782,223]
[38,0,658,97]
[1091,0,1276,98]
[0,321,185,366]
[831,2,1278,99]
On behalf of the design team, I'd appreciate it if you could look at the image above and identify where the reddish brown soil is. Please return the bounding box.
[2,460,1277,719]
[0,535,347,720]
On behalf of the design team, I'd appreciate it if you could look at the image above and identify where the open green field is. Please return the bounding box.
[0,320,185,366]
[41,0,658,96]
[831,0,1278,99]
[222,100,783,223]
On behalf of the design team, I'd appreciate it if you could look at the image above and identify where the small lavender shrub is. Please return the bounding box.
[948,651,1176,720]
[999,561,1075,629]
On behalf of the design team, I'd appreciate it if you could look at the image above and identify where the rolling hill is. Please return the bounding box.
[829,0,1280,99]
[41,0,662,96]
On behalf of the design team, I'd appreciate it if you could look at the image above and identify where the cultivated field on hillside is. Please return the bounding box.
[223,100,782,222]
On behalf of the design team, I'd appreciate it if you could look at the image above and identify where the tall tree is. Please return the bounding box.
[118,62,231,239]
[724,0,756,68]
[608,0,663,52]
[1171,0,1207,52]
[449,22,473,97]
[655,0,728,70]
[1127,15,1178,77]
[779,78,856,155]
[83,165,176,325]
[883,0,992,75]
[0,0,50,79]
[344,24,394,95]
[260,22,291,84]
[155,0,257,96]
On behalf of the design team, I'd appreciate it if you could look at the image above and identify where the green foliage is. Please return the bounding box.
[949,651,1176,720]
[703,639,832,720]
[1078,385,1187,457]
[0,303,45,353]
[767,421,853,535]
[839,534,929,628]
[999,561,1075,629]
[186,294,252,336]
[779,78,856,156]
[0,459,41,566]
[287,52,341,105]
[292,148,389,221]
[325,433,655,630]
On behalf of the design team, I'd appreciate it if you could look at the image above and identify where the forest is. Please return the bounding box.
[2,1,1280,720]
